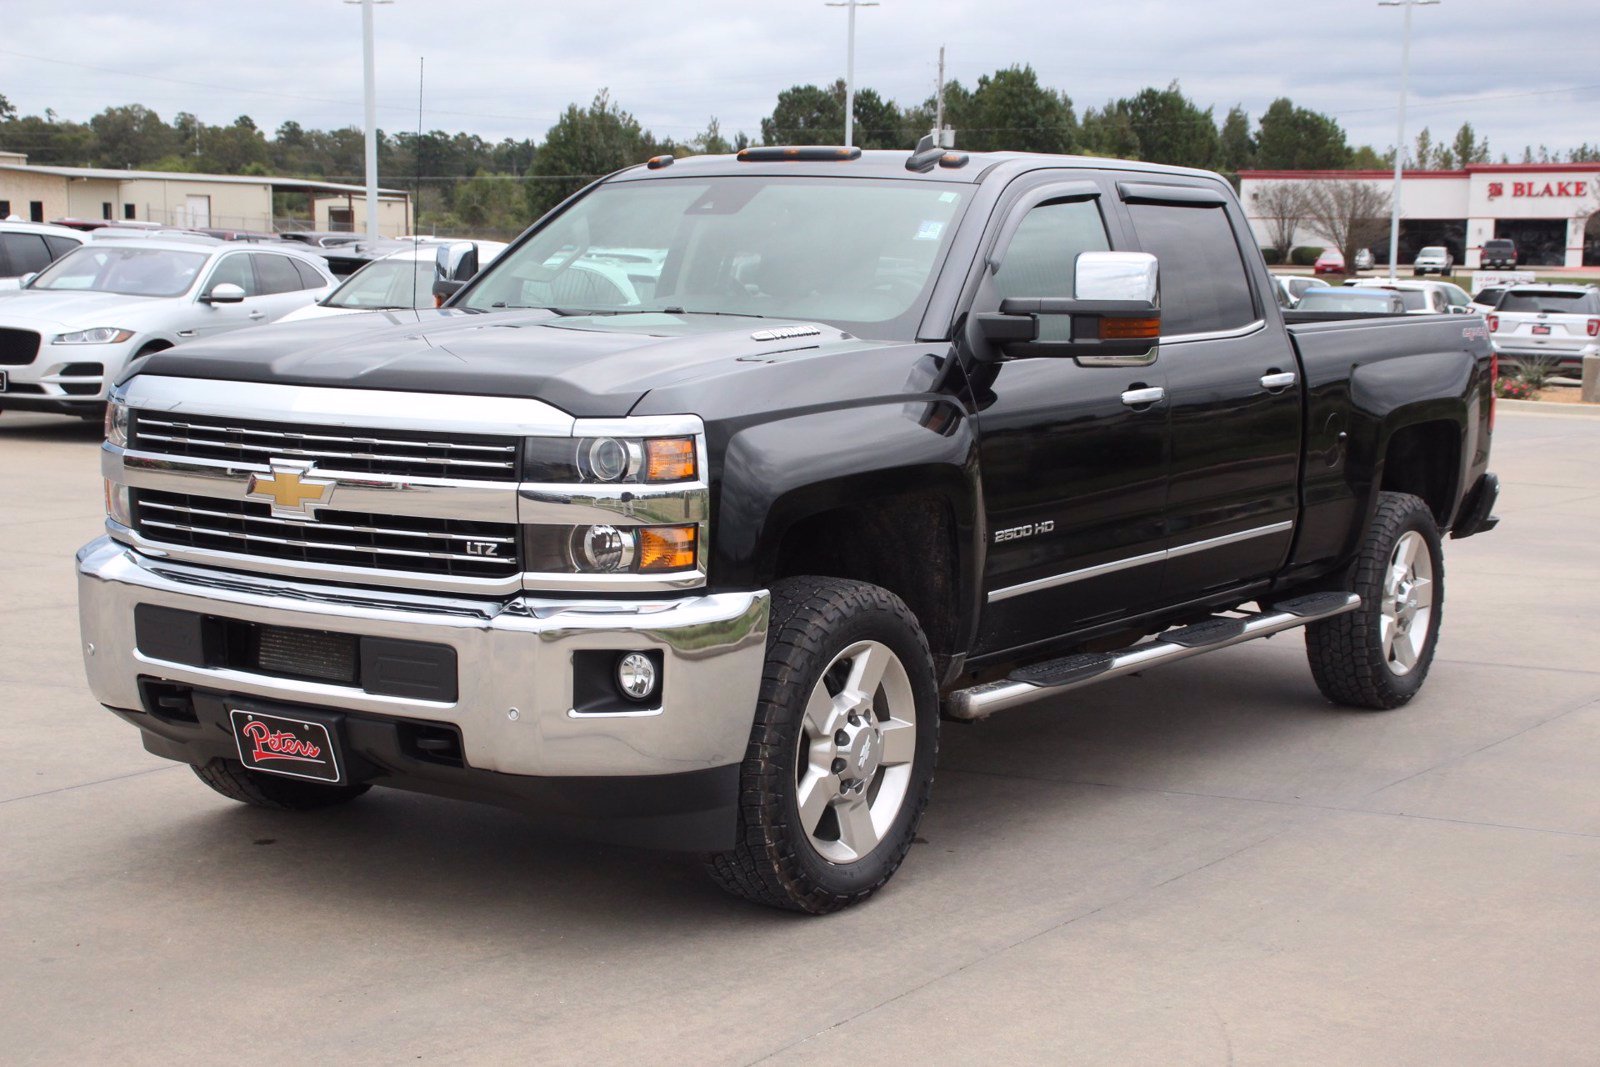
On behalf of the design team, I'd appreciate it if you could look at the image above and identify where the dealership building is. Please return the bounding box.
[1238,164,1600,269]
[0,150,412,236]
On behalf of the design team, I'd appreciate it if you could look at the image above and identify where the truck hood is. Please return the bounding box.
[127,308,886,418]
[0,289,166,329]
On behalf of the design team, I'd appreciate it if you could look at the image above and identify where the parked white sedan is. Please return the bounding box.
[0,238,333,418]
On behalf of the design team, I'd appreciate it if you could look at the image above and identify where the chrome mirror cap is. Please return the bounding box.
[1075,251,1159,305]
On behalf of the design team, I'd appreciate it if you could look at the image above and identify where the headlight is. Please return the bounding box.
[523,436,698,484]
[104,397,129,447]
[54,327,135,345]
[103,479,132,527]
[524,524,698,574]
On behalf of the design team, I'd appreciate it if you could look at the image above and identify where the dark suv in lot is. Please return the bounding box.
[1481,239,1518,270]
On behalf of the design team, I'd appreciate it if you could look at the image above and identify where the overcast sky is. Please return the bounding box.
[4,0,1596,169]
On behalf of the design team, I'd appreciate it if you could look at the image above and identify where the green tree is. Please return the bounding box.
[526,89,657,217]
[947,66,1075,153]
[1218,105,1255,173]
[1112,82,1218,168]
[689,117,733,155]
[761,81,904,149]
[1448,122,1489,167]
[1255,98,1351,169]
[0,93,16,122]
[90,104,177,167]
[1079,104,1139,159]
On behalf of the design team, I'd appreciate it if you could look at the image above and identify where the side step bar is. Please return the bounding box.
[945,592,1361,722]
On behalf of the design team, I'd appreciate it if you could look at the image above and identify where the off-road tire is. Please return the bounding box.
[703,576,939,913]
[192,758,371,811]
[1306,491,1444,709]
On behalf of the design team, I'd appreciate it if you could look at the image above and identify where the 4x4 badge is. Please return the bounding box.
[248,460,335,519]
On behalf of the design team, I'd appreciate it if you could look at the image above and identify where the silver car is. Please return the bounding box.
[0,238,333,418]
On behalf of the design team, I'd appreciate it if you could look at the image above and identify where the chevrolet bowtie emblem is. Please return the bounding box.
[248,461,334,519]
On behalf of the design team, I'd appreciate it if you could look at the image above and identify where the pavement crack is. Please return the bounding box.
[2,764,179,805]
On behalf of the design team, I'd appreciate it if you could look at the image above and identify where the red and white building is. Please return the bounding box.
[1238,164,1600,269]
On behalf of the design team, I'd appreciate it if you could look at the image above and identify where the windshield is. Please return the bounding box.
[460,176,969,337]
[322,257,435,310]
[1419,246,1446,257]
[1498,290,1600,314]
[30,245,207,297]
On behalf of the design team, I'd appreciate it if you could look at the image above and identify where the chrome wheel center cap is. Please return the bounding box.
[837,715,882,791]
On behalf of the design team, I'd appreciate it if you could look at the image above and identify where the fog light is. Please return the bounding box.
[616,652,658,702]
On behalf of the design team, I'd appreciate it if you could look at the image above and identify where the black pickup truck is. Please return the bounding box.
[79,145,1500,913]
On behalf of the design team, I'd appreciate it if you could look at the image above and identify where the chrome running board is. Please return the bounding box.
[945,592,1361,722]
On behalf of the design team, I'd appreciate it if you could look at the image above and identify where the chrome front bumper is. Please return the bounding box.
[77,537,769,778]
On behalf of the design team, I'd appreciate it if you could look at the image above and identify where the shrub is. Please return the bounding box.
[1495,377,1535,400]
[1259,247,1283,265]
[1515,354,1558,391]
[1290,246,1325,266]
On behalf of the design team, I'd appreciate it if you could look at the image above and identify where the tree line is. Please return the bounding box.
[2,79,1595,239]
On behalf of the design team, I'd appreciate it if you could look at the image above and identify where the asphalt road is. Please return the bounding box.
[3,403,1598,1065]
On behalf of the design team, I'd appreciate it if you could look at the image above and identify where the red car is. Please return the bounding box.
[1313,249,1346,275]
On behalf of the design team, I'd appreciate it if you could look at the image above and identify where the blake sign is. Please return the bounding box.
[1486,180,1596,200]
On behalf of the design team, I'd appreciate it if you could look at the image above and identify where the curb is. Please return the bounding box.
[1499,398,1600,417]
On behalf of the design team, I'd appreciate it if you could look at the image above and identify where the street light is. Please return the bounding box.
[824,0,879,148]
[1379,0,1439,281]
[344,0,393,241]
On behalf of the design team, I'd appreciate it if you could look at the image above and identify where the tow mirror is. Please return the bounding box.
[203,282,246,304]
[433,241,480,306]
[975,251,1160,364]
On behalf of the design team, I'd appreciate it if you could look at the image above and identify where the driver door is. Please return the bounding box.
[968,179,1171,657]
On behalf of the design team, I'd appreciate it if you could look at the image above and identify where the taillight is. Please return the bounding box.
[1588,318,1599,338]
[1486,314,1498,332]
[1489,352,1498,432]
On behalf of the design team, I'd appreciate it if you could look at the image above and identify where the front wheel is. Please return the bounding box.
[703,576,938,913]
[1305,492,1444,709]
[192,758,371,810]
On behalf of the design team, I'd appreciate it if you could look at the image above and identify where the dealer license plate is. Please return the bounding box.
[229,709,344,783]
[1532,325,1551,335]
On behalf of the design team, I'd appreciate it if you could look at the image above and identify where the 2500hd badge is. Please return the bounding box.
[79,142,1499,913]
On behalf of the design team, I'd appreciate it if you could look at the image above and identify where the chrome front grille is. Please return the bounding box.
[129,411,519,481]
[131,489,519,581]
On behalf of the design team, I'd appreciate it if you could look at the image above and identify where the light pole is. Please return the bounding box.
[344,0,393,241]
[824,0,879,147]
[1379,0,1439,281]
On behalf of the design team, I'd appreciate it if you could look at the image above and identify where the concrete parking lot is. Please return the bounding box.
[3,403,1598,1065]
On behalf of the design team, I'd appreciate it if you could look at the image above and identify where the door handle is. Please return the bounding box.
[248,310,266,320]
[1260,371,1297,392]
[1120,386,1166,408]
[176,329,195,338]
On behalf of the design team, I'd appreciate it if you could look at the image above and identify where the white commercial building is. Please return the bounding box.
[0,151,412,236]
[1238,164,1600,269]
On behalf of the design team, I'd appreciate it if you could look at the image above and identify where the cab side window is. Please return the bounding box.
[993,198,1111,300]
[1126,202,1256,335]
[205,254,258,296]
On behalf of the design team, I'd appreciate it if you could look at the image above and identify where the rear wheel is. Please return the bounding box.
[1306,492,1444,709]
[703,576,938,913]
[192,758,370,811]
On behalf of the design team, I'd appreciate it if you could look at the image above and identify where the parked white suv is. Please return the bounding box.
[278,240,507,322]
[0,220,86,290]
[1488,285,1600,374]
[0,238,333,418]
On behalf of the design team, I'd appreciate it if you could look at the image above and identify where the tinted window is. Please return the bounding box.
[43,235,81,260]
[0,233,53,275]
[254,253,306,294]
[292,258,328,289]
[993,197,1111,300]
[1497,290,1600,314]
[1472,287,1503,305]
[1126,202,1256,334]
[205,253,258,296]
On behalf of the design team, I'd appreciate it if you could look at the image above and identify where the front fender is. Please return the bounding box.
[709,397,983,655]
